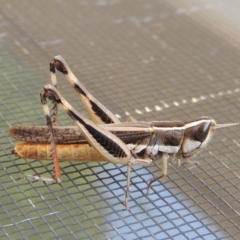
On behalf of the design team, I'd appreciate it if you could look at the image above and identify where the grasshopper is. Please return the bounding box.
[9,56,240,209]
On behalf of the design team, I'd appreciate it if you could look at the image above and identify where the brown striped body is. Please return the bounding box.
[11,117,220,163]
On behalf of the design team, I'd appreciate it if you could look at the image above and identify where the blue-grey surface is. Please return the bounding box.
[0,1,240,239]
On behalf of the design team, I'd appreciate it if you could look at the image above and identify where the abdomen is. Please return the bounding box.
[13,142,109,162]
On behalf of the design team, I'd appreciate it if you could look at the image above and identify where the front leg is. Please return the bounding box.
[147,152,169,193]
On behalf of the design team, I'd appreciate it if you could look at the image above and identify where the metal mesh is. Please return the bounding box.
[1,1,240,239]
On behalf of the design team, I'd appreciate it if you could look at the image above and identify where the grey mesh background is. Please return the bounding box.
[1,1,240,239]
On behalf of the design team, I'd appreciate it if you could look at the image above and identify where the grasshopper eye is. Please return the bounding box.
[194,121,212,142]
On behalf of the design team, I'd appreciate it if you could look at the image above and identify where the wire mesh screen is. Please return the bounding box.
[1,0,240,239]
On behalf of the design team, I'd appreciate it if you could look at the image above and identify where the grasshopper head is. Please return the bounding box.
[181,117,216,158]
[181,117,240,158]
[180,117,240,158]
